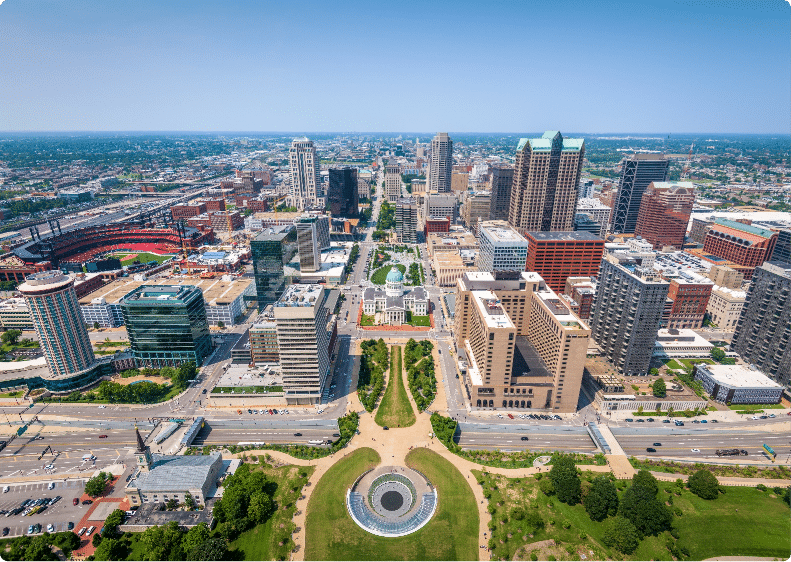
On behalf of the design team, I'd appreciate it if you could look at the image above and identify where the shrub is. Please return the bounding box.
[756,483,768,491]
[530,552,538,561]
[602,516,640,554]
[539,478,555,496]
[688,469,720,500]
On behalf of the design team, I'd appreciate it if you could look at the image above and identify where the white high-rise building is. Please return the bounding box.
[289,138,321,210]
[476,221,529,272]
[384,161,402,203]
[428,132,453,193]
[274,284,331,405]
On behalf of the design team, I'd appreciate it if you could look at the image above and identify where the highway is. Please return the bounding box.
[191,420,339,447]
[457,425,598,453]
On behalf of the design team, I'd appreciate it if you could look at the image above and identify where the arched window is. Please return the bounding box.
[502,400,507,408]
[476,399,481,407]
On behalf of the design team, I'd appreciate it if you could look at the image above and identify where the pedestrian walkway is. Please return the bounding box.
[650,470,791,487]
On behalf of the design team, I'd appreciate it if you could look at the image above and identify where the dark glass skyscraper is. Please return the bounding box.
[611,153,669,234]
[121,285,212,368]
[327,167,358,217]
[251,226,298,309]
[731,261,791,390]
[488,164,514,221]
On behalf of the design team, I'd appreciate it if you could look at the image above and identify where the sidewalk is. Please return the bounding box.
[649,471,791,487]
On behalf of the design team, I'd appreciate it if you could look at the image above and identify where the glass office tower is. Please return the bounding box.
[121,285,212,367]
[251,225,298,309]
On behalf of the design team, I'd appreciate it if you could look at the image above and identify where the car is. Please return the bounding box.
[662,419,671,423]
[294,433,302,437]
[692,420,700,424]
[646,447,657,452]
[86,526,96,536]
[740,450,748,456]
[653,442,662,446]
[637,418,645,423]
[760,415,768,419]
[520,436,529,441]
[47,482,55,490]
[27,525,34,535]
[507,414,514,419]
[34,524,41,533]
[44,464,55,470]
[711,419,719,423]
[751,416,759,420]
[82,500,93,505]
[383,426,389,430]
[52,496,61,505]
[2,527,8,536]
[332,433,340,437]
[272,409,278,414]
[247,409,252,414]
[769,414,776,418]
[700,419,708,423]
[78,527,87,536]
[691,448,700,453]
[73,498,79,506]
[2,486,8,493]
[675,421,685,426]
[202,388,207,394]
[98,405,106,409]
[646,418,654,422]
[46,524,54,533]
[34,436,44,440]
[625,418,634,422]
[67,522,74,530]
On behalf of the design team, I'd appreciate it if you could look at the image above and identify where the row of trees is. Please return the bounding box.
[60,363,196,404]
[2,531,80,561]
[357,339,388,411]
[404,339,436,411]
[377,200,395,230]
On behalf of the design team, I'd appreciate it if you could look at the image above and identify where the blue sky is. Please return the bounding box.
[0,0,788,133]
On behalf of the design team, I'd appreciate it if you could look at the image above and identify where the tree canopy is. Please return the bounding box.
[652,378,667,397]
[688,469,720,500]
[618,483,673,537]
[601,516,640,554]
[548,454,581,505]
[584,475,620,521]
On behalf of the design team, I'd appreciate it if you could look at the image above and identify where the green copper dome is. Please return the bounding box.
[386,267,404,283]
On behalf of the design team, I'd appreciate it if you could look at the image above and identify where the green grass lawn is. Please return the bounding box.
[374,346,415,428]
[409,314,430,327]
[371,263,406,285]
[110,251,172,264]
[230,460,315,561]
[476,470,790,561]
[729,402,785,410]
[679,358,714,369]
[360,313,375,326]
[305,447,478,561]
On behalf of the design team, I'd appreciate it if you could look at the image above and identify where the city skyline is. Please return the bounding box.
[0,0,788,133]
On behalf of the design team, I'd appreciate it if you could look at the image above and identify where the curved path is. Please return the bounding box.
[231,338,790,561]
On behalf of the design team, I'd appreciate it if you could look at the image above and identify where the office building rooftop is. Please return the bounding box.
[527,231,602,242]
[276,284,323,307]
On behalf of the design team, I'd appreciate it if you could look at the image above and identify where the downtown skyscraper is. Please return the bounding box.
[611,153,670,234]
[289,137,321,210]
[507,131,585,234]
[428,132,453,193]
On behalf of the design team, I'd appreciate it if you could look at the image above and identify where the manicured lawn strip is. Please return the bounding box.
[304,447,381,561]
[371,263,406,285]
[230,460,315,561]
[374,346,416,428]
[728,403,785,410]
[304,447,478,561]
[475,471,790,561]
[109,251,173,264]
[360,313,375,326]
[409,314,431,326]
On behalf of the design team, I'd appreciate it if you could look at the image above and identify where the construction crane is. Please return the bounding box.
[681,143,694,179]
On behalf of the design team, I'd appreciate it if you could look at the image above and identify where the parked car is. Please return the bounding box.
[662,419,671,423]
[82,500,93,505]
[78,527,87,536]
[383,426,389,430]
[625,418,634,422]
[2,527,8,536]
[67,522,74,530]
[46,524,54,533]
[73,498,79,506]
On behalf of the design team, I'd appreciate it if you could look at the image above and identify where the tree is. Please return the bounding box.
[23,536,58,561]
[649,367,659,375]
[632,470,659,497]
[84,472,111,497]
[549,454,581,505]
[102,509,125,539]
[248,491,273,524]
[186,538,228,561]
[601,516,640,554]
[711,347,726,362]
[92,538,126,561]
[181,523,210,555]
[688,469,720,500]
[184,492,195,509]
[174,362,196,389]
[584,475,620,521]
[166,498,179,510]
[618,484,673,537]
[652,378,667,398]
[538,477,555,496]
[140,521,185,561]
[217,321,225,329]
[92,533,103,547]
[1,329,22,345]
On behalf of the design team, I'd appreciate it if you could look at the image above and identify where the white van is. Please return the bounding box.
[47,482,55,490]
[2,486,9,493]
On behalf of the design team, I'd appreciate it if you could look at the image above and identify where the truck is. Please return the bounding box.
[715,448,740,457]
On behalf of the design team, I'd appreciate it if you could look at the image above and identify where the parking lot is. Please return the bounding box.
[0,479,88,537]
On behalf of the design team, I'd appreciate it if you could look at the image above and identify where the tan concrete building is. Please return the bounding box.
[384,162,402,203]
[706,285,746,331]
[426,230,479,258]
[433,252,470,287]
[454,271,590,413]
[461,192,491,234]
[706,265,745,289]
[451,172,469,192]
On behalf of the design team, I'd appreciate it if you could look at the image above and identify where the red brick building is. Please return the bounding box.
[664,278,713,329]
[209,211,244,232]
[525,231,605,294]
[424,217,451,234]
[197,198,226,212]
[634,181,695,249]
[170,203,207,220]
[703,219,777,279]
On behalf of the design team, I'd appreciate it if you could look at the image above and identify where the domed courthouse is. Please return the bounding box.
[362,267,428,326]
